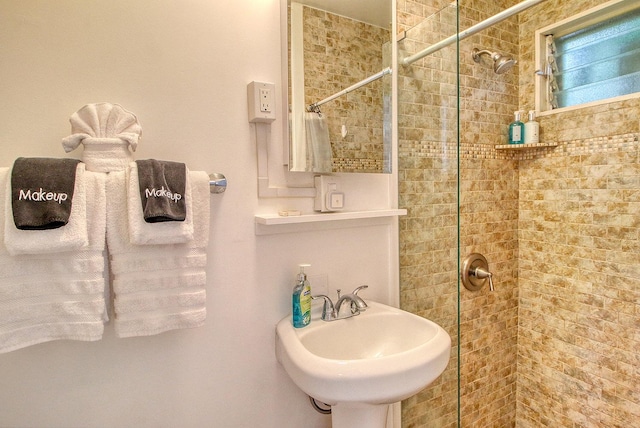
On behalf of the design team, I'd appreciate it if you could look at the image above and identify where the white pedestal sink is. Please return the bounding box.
[275,301,451,428]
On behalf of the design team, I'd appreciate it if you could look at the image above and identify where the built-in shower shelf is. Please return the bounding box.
[495,142,558,150]
[254,209,407,235]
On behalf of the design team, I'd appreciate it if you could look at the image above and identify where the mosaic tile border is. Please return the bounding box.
[332,158,383,173]
[399,132,639,162]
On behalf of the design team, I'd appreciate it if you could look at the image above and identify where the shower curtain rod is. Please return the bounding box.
[308,67,392,111]
[401,0,547,66]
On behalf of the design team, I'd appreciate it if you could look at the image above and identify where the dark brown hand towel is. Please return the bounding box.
[11,157,81,230]
[136,159,186,223]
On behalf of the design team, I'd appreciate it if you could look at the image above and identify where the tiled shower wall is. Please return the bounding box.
[399,0,639,427]
[301,6,389,172]
[517,132,640,427]
[516,0,640,426]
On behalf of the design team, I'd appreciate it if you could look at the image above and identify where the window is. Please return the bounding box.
[535,0,640,114]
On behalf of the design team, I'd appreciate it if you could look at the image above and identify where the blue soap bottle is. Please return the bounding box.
[508,111,525,144]
[292,264,311,328]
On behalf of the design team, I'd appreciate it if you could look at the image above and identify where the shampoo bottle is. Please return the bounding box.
[508,111,525,144]
[292,264,311,328]
[524,110,539,144]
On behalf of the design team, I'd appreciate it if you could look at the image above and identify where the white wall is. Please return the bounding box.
[0,1,399,427]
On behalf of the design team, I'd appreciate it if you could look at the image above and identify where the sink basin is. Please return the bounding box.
[275,301,451,427]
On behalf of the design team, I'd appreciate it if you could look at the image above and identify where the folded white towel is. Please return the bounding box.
[61,103,142,173]
[127,162,194,245]
[4,163,89,255]
[0,168,108,353]
[106,169,209,338]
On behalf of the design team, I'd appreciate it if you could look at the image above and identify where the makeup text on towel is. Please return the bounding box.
[18,188,69,204]
[144,186,182,203]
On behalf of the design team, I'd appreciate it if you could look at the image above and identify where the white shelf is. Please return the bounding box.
[255,209,407,225]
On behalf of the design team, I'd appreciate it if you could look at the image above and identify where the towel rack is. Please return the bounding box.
[209,173,227,194]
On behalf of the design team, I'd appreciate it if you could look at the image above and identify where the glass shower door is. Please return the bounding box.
[397,2,460,426]
[398,0,522,426]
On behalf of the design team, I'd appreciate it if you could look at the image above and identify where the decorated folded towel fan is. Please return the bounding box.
[10,157,80,230]
[61,103,142,173]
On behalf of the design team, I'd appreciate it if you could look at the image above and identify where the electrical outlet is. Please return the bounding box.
[247,81,276,123]
[259,88,273,113]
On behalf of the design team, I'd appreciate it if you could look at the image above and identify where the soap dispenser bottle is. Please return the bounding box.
[524,110,539,144]
[292,264,312,328]
[508,111,525,144]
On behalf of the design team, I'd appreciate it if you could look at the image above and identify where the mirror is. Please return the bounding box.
[285,0,393,173]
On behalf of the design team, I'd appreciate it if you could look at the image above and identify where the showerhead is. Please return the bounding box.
[494,55,517,74]
[472,48,517,74]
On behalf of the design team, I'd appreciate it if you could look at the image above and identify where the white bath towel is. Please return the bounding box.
[61,103,142,173]
[127,162,194,245]
[304,112,333,173]
[4,162,89,255]
[0,168,108,353]
[106,169,209,338]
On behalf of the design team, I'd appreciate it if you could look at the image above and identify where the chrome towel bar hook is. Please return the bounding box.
[209,173,227,194]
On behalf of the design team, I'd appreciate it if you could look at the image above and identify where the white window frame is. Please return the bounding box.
[535,0,640,116]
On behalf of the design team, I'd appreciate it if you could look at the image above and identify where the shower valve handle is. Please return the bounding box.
[461,253,495,292]
[473,267,494,291]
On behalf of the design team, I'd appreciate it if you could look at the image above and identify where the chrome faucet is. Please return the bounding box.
[336,285,368,314]
[312,285,369,321]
